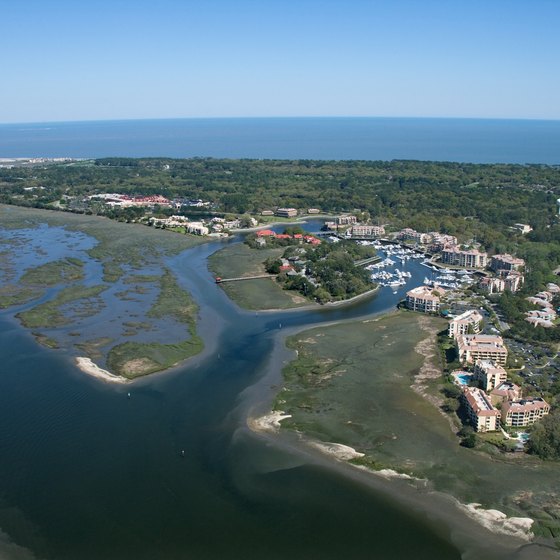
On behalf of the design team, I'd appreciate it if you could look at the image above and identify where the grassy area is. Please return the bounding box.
[275,311,560,538]
[106,336,203,379]
[20,257,84,285]
[0,286,43,309]
[148,268,198,324]
[17,284,108,328]
[208,243,310,310]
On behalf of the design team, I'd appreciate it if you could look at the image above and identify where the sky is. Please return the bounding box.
[1,0,559,123]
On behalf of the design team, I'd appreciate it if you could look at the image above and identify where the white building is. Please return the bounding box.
[406,286,443,313]
[448,310,483,339]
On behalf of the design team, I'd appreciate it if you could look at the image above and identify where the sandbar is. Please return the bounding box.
[75,357,128,384]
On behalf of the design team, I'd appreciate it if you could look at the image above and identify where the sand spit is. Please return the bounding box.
[307,441,365,461]
[248,411,292,433]
[459,503,534,541]
[75,357,128,384]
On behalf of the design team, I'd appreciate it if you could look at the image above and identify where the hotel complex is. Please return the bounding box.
[461,387,501,432]
[405,286,443,313]
[448,310,483,338]
[456,334,508,365]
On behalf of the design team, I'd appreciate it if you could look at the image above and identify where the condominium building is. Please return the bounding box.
[276,208,298,218]
[501,397,550,427]
[405,286,443,313]
[479,276,506,294]
[441,246,488,268]
[490,254,525,272]
[397,228,432,244]
[448,309,483,339]
[336,214,357,225]
[349,224,385,237]
[489,381,522,406]
[456,334,508,365]
[500,270,524,293]
[461,387,501,432]
[473,360,508,392]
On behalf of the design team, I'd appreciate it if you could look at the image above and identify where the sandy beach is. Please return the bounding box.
[75,357,129,384]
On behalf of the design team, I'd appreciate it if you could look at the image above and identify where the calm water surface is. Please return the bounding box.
[1,117,560,163]
[0,221,543,559]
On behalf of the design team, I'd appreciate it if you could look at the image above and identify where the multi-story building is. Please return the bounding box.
[479,276,506,294]
[501,397,550,427]
[501,270,524,293]
[429,233,458,252]
[473,360,508,392]
[349,224,385,237]
[405,286,443,313]
[276,208,298,218]
[448,309,483,339]
[456,334,508,365]
[441,246,488,268]
[489,381,522,406]
[397,228,432,244]
[490,254,525,272]
[461,387,501,432]
[336,214,357,225]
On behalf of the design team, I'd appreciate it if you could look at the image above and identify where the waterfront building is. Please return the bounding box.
[276,208,298,218]
[429,233,458,252]
[461,387,501,432]
[336,214,357,225]
[448,310,483,339]
[307,208,321,214]
[490,254,525,272]
[397,228,432,244]
[261,210,274,216]
[501,397,550,427]
[441,246,488,268]
[456,334,508,365]
[186,222,209,236]
[490,382,522,405]
[349,224,385,237]
[405,286,443,313]
[473,360,508,392]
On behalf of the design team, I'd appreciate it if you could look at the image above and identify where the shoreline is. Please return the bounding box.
[242,311,558,558]
[75,357,129,384]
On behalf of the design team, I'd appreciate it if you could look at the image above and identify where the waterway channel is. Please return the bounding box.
[0,221,544,559]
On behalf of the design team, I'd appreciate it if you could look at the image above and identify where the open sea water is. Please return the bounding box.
[0,117,559,163]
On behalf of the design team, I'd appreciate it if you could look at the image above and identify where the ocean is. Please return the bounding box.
[0,117,559,163]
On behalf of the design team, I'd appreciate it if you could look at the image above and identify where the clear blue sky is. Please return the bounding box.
[2,0,559,123]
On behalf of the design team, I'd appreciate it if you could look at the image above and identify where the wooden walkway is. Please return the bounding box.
[217,274,276,283]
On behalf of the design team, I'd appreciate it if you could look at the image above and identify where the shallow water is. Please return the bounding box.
[0,221,543,559]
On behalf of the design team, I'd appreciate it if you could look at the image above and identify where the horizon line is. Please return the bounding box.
[1,115,560,127]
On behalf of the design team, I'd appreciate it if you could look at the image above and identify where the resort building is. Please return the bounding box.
[456,334,508,365]
[405,286,443,313]
[276,208,298,218]
[349,224,385,237]
[397,228,432,244]
[429,233,458,252]
[441,246,488,268]
[261,210,274,216]
[500,270,524,293]
[461,387,501,432]
[473,360,508,392]
[490,254,525,272]
[186,222,209,236]
[448,309,483,339]
[307,208,321,214]
[336,214,357,225]
[490,382,522,406]
[501,397,550,427]
[479,276,506,294]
